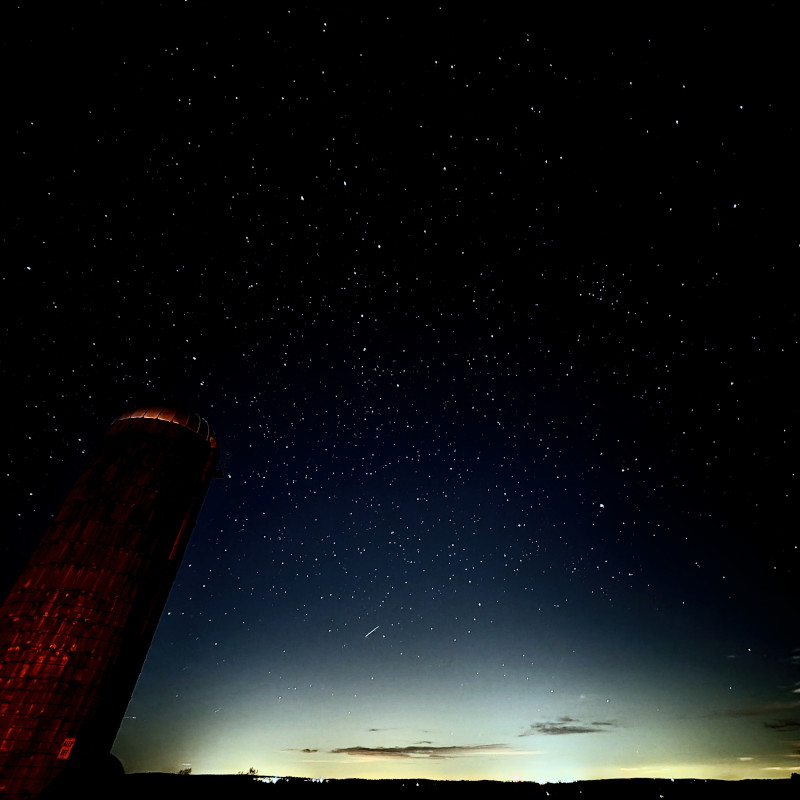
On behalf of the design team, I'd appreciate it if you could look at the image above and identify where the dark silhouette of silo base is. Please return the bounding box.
[0,408,220,798]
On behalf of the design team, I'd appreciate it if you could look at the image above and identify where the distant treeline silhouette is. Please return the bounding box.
[99,773,800,800]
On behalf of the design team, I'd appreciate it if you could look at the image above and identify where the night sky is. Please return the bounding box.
[2,5,797,783]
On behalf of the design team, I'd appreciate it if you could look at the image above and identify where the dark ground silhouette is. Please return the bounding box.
[61,772,796,800]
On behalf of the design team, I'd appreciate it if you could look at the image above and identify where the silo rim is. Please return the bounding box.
[111,407,216,442]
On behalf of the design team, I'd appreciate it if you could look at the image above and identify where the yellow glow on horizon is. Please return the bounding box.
[146,752,798,784]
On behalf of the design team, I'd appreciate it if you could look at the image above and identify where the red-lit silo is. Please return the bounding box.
[0,407,219,798]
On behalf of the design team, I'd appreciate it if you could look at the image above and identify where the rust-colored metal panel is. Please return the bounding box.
[0,408,218,798]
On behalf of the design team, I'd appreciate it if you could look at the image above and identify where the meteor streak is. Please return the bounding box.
[364,626,379,638]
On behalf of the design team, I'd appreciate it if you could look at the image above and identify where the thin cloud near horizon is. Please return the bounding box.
[520,716,618,736]
[330,743,536,760]
[717,700,800,717]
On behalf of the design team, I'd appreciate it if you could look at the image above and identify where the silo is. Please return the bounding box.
[0,407,219,797]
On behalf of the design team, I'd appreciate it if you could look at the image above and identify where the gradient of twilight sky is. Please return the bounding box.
[2,6,797,782]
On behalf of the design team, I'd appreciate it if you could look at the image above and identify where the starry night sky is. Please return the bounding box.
[2,5,797,783]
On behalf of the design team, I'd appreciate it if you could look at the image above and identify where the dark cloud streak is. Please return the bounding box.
[716,700,800,718]
[331,744,515,759]
[763,720,800,733]
[521,717,617,736]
